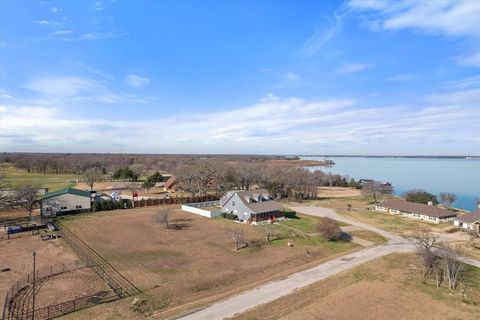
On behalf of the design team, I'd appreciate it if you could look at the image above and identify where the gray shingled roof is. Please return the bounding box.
[456,209,480,223]
[230,189,282,214]
[377,200,457,218]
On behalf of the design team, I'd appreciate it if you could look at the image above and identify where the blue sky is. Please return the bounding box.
[0,0,479,155]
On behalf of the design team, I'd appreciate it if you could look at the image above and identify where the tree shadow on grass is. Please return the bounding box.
[168,223,192,230]
[339,232,352,242]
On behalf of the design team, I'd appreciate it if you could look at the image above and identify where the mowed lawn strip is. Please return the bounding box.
[230,253,480,320]
[60,207,359,317]
[280,212,348,234]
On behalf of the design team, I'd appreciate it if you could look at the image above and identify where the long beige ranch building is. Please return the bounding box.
[374,199,457,224]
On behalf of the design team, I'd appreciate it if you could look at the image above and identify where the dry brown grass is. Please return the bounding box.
[231,253,480,320]
[58,206,359,318]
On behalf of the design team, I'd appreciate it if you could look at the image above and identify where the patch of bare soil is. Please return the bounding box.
[0,234,79,300]
[35,268,110,309]
[316,187,362,198]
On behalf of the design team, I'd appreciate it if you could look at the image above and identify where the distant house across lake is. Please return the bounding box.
[374,199,457,224]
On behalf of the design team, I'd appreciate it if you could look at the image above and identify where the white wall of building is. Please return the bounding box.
[181,204,222,218]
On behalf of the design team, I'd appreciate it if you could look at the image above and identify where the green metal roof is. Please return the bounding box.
[42,188,92,200]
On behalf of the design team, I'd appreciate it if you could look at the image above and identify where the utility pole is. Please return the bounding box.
[32,251,36,320]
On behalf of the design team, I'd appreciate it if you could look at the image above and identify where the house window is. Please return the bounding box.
[76,205,82,209]
[429,216,436,221]
[60,206,67,210]
[232,201,235,206]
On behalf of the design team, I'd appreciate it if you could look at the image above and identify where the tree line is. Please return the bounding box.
[174,159,361,199]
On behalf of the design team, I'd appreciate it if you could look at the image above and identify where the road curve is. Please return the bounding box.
[176,205,479,320]
[177,244,414,320]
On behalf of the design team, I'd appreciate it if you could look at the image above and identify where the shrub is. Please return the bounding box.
[221,212,237,220]
[315,217,342,241]
[403,189,438,205]
[283,210,297,219]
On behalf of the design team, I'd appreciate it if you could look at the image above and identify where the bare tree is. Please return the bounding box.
[226,228,246,250]
[327,172,334,190]
[16,182,41,221]
[315,218,342,241]
[439,244,465,290]
[155,209,172,229]
[410,231,440,279]
[262,224,275,243]
[361,181,394,204]
[439,192,456,208]
[83,168,102,190]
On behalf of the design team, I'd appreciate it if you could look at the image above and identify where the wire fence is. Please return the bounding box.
[2,261,86,320]
[4,290,116,320]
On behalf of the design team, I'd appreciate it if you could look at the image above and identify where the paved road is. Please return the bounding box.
[289,205,405,244]
[176,205,479,320]
[178,244,414,320]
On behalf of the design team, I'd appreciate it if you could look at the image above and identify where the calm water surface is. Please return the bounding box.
[303,157,480,212]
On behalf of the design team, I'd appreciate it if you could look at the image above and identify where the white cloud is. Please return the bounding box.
[34,20,51,25]
[51,7,61,14]
[261,93,279,102]
[457,50,480,68]
[23,76,100,97]
[124,75,151,88]
[95,1,103,11]
[349,0,480,68]
[78,32,114,41]
[1,86,478,154]
[447,75,480,89]
[282,72,300,82]
[336,63,370,74]
[298,11,345,57]
[22,74,145,104]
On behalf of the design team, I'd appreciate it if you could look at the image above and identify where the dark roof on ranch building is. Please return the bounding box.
[222,189,282,214]
[42,188,91,200]
[377,200,457,218]
[456,209,480,224]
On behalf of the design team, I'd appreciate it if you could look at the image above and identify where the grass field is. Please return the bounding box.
[280,213,348,234]
[59,206,359,318]
[232,253,480,320]
[1,163,80,190]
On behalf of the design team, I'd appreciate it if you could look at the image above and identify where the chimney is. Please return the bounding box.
[427,201,433,206]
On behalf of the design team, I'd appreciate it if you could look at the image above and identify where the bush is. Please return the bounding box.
[92,199,132,212]
[403,189,438,205]
[221,212,237,220]
[283,210,297,219]
[315,217,342,241]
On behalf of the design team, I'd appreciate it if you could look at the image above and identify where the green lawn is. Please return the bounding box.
[1,163,80,190]
[280,213,348,234]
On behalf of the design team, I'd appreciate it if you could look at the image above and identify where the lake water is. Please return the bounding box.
[303,156,480,212]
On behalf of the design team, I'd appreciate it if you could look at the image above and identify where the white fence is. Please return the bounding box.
[181,200,222,218]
